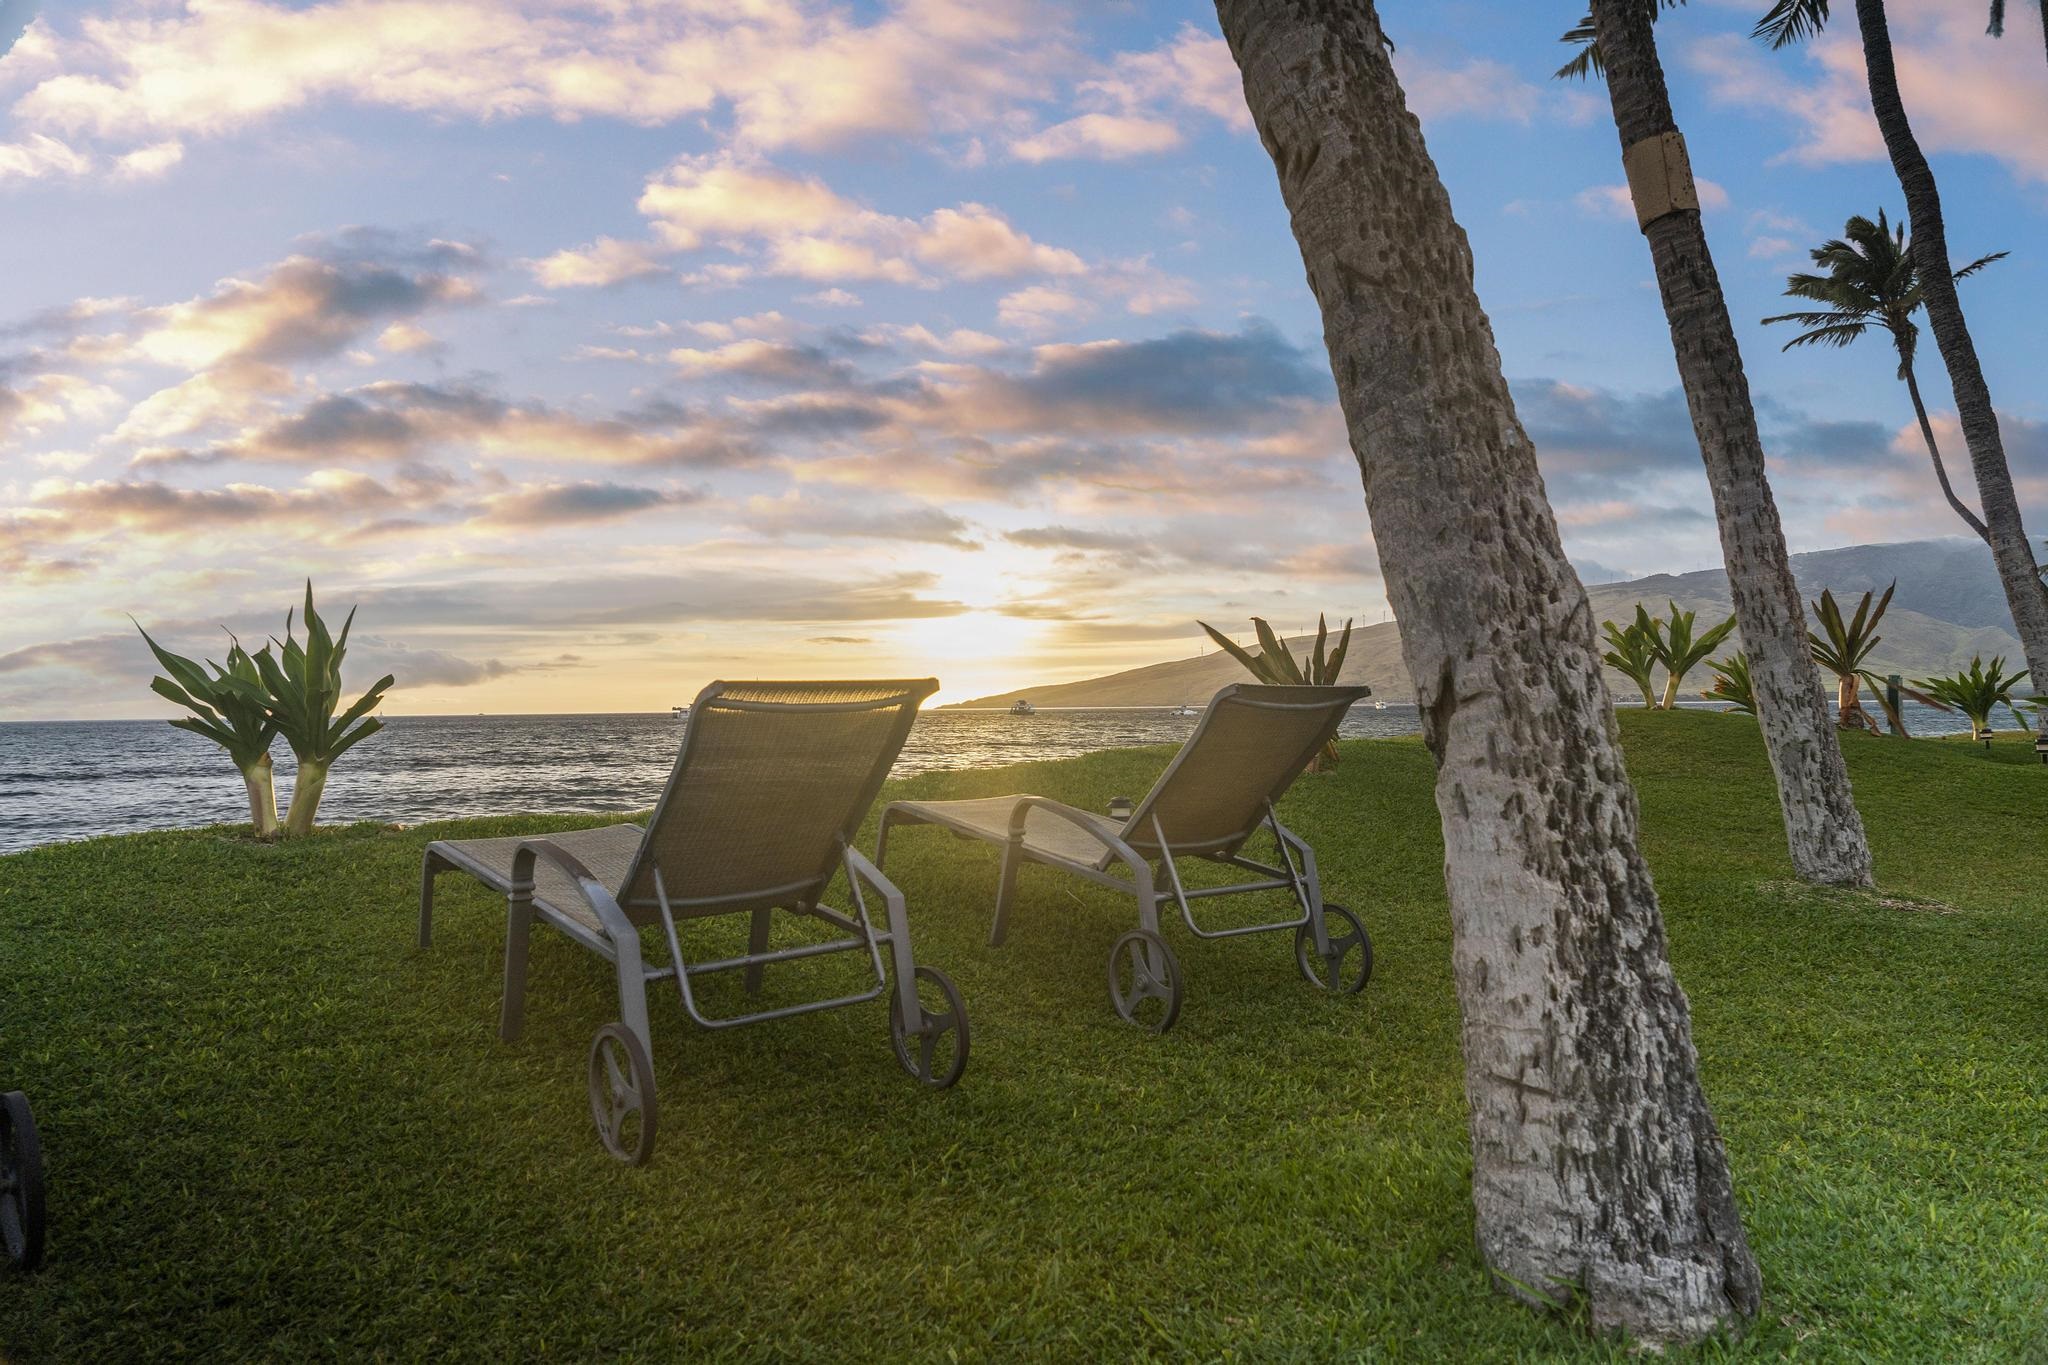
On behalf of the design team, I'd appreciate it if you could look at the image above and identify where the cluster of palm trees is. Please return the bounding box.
[1561,0,2048,891]
[1215,0,2042,1345]
[135,584,394,838]
[1599,602,1735,709]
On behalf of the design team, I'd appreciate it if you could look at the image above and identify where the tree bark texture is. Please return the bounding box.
[1590,0,1874,887]
[1855,0,2048,708]
[1213,0,1761,1345]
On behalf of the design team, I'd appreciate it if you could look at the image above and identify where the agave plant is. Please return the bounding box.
[1700,651,1757,717]
[1197,613,1355,769]
[1808,583,1895,732]
[253,583,395,837]
[1600,609,1662,709]
[1651,602,1736,709]
[135,625,282,837]
[1913,657,2032,741]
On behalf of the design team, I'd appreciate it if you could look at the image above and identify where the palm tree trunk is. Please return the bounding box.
[1213,1,1760,1344]
[1900,358,1990,545]
[282,758,329,838]
[1589,0,1874,887]
[237,752,279,839]
[1855,0,2048,713]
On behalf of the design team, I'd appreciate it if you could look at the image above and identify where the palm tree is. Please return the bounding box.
[1573,0,1873,887]
[1702,651,1758,715]
[1600,610,1662,708]
[1216,0,1758,1343]
[1763,212,2004,546]
[1755,0,2048,727]
[1987,1,2048,66]
[1808,584,1893,731]
[1654,602,1737,708]
[1915,656,2032,739]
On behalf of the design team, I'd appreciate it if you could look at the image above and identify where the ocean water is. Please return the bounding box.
[0,700,1988,854]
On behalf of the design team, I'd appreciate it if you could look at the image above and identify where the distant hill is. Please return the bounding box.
[953,538,2029,709]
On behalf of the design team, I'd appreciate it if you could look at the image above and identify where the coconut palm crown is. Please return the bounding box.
[1761,210,2003,380]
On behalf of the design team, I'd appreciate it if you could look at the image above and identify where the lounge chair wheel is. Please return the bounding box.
[1,1091,45,1273]
[1107,929,1183,1033]
[889,965,970,1089]
[1295,904,1373,995]
[587,1025,658,1166]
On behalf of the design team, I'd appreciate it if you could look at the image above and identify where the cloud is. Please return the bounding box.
[1393,53,1600,127]
[629,156,1088,290]
[739,492,979,548]
[1686,5,2048,185]
[997,284,1095,331]
[479,480,703,528]
[1004,525,1153,554]
[0,132,89,181]
[360,570,973,629]
[12,0,1071,162]
[1516,379,1704,479]
[1011,112,1182,162]
[527,237,669,288]
[177,379,759,470]
[667,339,860,387]
[130,234,480,371]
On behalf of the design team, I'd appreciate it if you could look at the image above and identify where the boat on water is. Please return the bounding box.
[1171,703,1198,717]
[672,705,690,717]
[1009,699,1036,715]
[1373,699,1387,711]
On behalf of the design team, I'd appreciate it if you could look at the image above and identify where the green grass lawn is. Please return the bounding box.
[2,711,2043,1361]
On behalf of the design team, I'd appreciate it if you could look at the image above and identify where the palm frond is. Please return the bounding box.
[1953,250,2008,280]
[1753,0,1831,49]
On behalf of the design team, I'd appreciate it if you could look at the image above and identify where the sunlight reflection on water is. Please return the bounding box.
[0,700,1981,853]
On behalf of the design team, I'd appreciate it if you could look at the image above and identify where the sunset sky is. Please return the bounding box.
[2,0,2043,717]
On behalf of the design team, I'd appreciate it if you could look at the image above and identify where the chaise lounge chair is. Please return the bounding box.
[875,683,1373,1033]
[419,678,967,1164]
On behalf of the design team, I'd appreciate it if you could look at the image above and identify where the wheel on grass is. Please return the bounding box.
[889,965,970,1089]
[1295,903,1373,995]
[1107,928,1183,1033]
[587,1024,658,1166]
[1,1090,45,1273]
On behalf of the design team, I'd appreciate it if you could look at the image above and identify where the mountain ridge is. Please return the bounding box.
[953,538,2031,708]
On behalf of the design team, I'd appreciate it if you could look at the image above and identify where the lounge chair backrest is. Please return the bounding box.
[619,679,937,918]
[1118,683,1371,860]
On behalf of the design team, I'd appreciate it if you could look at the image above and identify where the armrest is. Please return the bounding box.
[1009,796,1151,872]
[512,839,640,947]
[841,844,906,914]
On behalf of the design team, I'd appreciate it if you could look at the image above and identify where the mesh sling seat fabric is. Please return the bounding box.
[418,679,967,1164]
[875,683,1375,1032]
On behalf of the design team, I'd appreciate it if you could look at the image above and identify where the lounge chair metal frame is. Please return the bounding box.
[419,679,967,1164]
[1,1089,44,1273]
[876,683,1374,1032]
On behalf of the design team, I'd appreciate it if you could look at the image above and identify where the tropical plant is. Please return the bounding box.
[252,583,395,837]
[1600,609,1662,709]
[135,626,282,838]
[1753,0,2048,712]
[1198,613,1353,768]
[1652,602,1736,708]
[1762,211,2004,547]
[1219,1,1758,1339]
[1808,583,1894,732]
[1563,0,1873,888]
[1914,656,2032,740]
[1701,651,1757,715]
